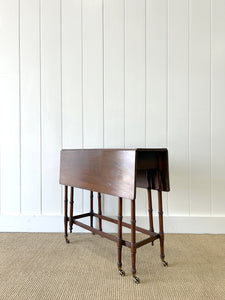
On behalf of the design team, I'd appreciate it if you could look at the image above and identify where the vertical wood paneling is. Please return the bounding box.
[0,0,225,231]
[211,0,225,215]
[103,0,124,149]
[83,0,103,149]
[82,0,103,212]
[146,0,168,215]
[41,0,61,214]
[168,0,189,215]
[62,0,83,214]
[146,0,167,148]
[189,0,211,215]
[103,0,124,216]
[0,0,20,214]
[125,0,146,217]
[125,0,145,148]
[20,0,41,214]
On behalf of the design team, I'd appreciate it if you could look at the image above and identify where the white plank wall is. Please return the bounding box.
[189,0,211,215]
[0,0,20,214]
[211,0,225,215]
[41,0,62,215]
[168,0,189,215]
[0,0,225,233]
[20,0,41,215]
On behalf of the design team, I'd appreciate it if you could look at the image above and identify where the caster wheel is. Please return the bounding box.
[162,260,168,267]
[65,238,70,244]
[133,276,140,284]
[119,269,125,277]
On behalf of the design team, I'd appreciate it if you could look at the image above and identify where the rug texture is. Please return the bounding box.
[0,233,224,300]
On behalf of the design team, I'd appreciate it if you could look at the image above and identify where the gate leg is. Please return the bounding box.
[64,185,69,243]
[98,192,102,231]
[69,187,74,233]
[117,197,125,276]
[147,187,154,245]
[131,199,140,284]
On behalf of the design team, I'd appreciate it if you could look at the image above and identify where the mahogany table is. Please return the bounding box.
[59,148,170,284]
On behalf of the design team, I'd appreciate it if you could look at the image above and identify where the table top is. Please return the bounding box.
[60,148,170,199]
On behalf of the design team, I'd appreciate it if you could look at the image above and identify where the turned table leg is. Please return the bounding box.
[98,192,102,231]
[117,197,125,276]
[69,187,74,233]
[158,190,168,266]
[131,199,139,284]
[90,191,94,230]
[147,187,155,246]
[64,185,69,243]
[157,154,168,267]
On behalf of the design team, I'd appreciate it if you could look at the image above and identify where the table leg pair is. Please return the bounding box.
[64,187,167,284]
[64,188,102,243]
[117,190,167,284]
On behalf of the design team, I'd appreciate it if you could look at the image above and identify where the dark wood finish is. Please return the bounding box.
[158,190,165,260]
[60,148,170,283]
[117,197,123,270]
[72,212,91,220]
[60,149,170,200]
[74,219,117,242]
[69,187,74,233]
[64,186,69,243]
[93,212,158,236]
[157,154,168,266]
[130,199,136,277]
[98,193,102,231]
[90,191,93,229]
[60,149,136,199]
[135,234,159,249]
[147,188,154,233]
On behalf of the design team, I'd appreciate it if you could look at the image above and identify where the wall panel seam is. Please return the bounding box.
[188,0,191,217]
[39,0,43,216]
[19,0,22,215]
[60,0,63,216]
[81,0,84,213]
[145,0,147,148]
[124,0,126,148]
[102,0,105,150]
[166,0,169,216]
[210,0,212,216]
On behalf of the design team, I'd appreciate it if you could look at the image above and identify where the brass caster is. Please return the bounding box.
[162,260,168,267]
[133,276,140,284]
[65,238,70,244]
[119,269,125,277]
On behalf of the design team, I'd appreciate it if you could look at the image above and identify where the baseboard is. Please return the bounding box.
[0,215,225,234]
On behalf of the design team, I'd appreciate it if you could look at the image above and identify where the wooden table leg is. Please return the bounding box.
[157,154,168,267]
[98,192,102,231]
[117,197,125,276]
[131,199,140,284]
[69,187,74,233]
[90,191,94,230]
[64,185,69,243]
[158,190,168,266]
[147,187,155,246]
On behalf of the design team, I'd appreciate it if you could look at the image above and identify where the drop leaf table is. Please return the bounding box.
[59,148,170,284]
